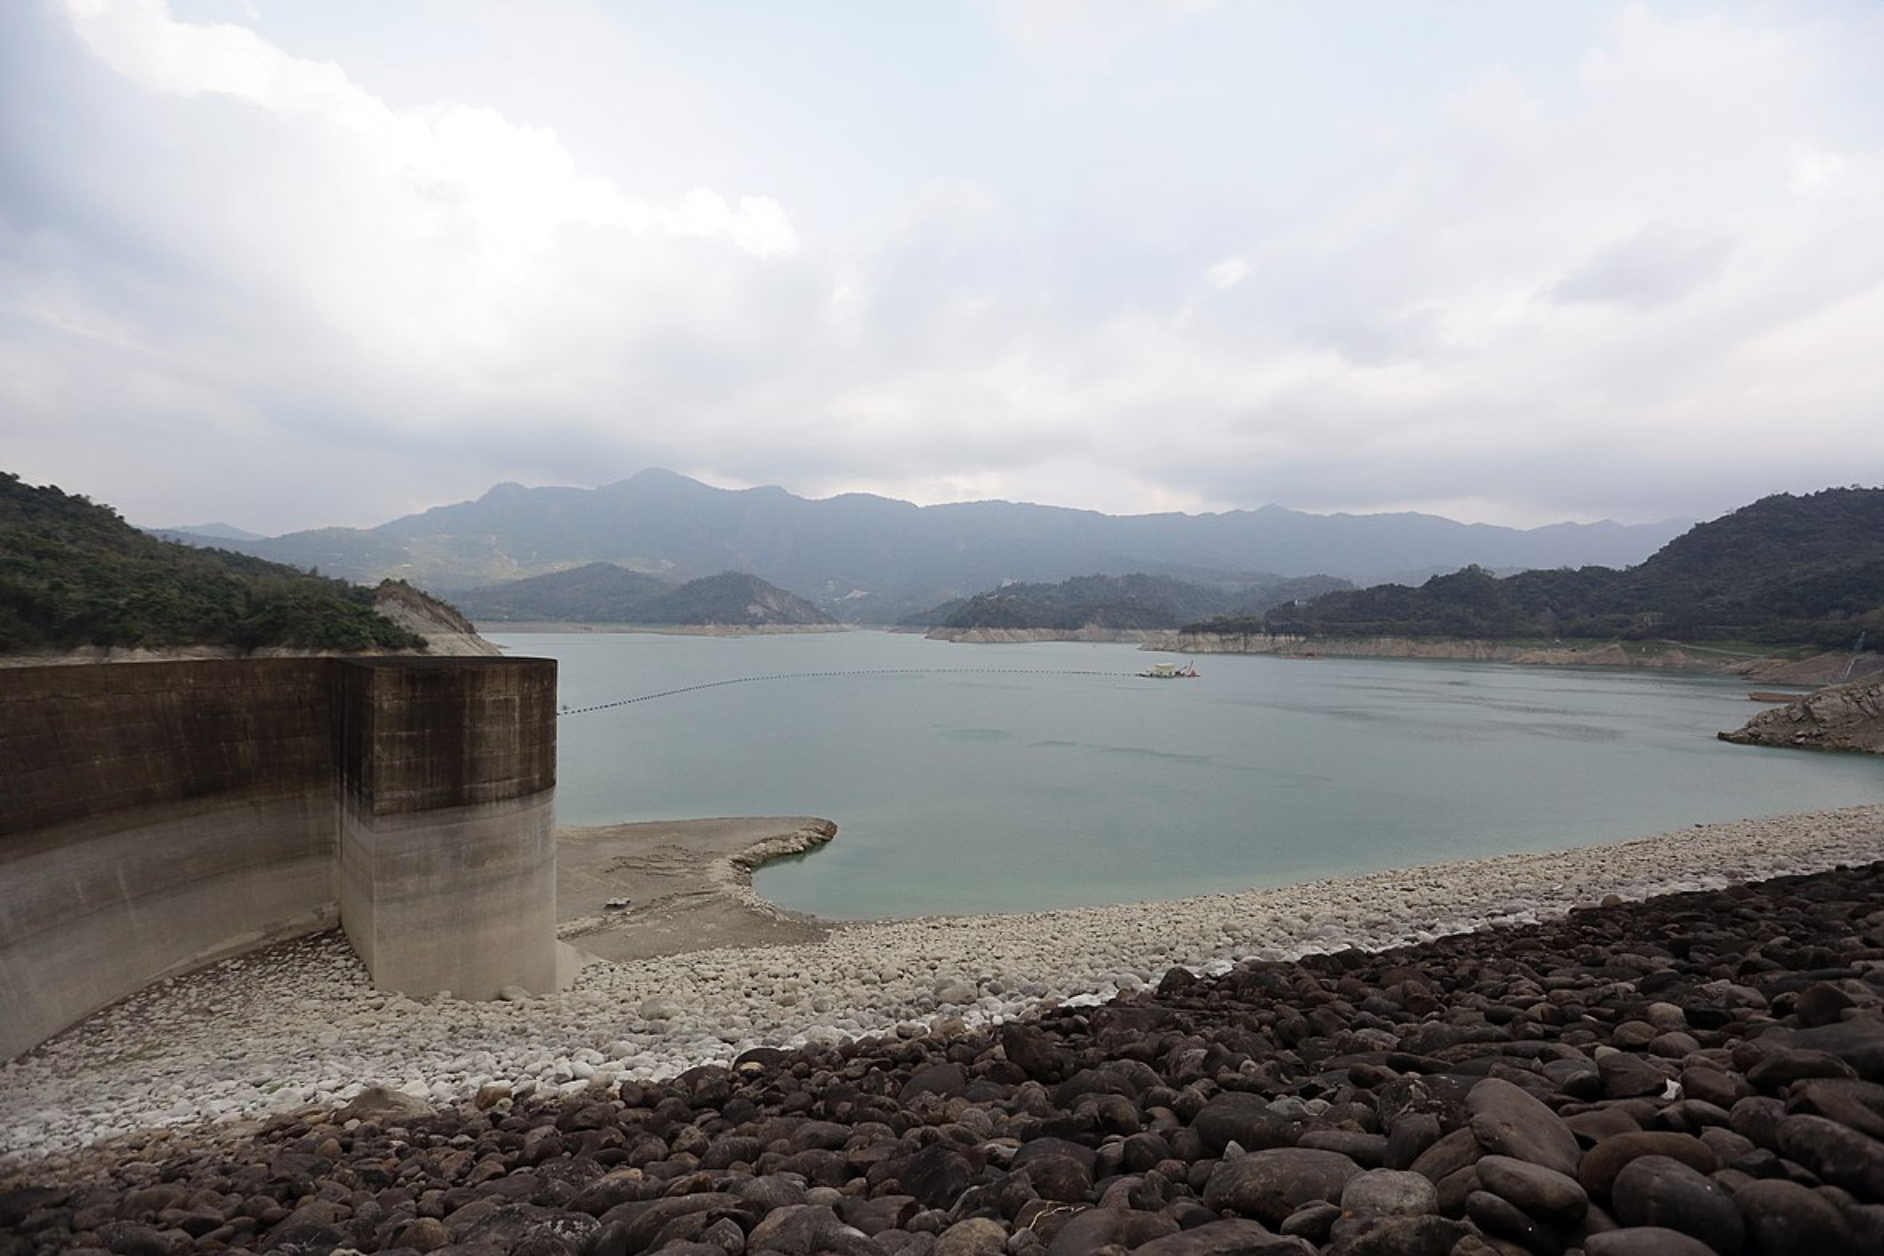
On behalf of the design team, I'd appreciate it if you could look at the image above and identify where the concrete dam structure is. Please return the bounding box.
[0,656,558,1061]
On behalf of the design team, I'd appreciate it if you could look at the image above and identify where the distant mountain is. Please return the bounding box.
[1210,488,1884,648]
[906,572,1353,632]
[148,522,265,543]
[638,572,839,628]
[453,564,837,628]
[202,469,1690,622]
[1,473,424,653]
[450,563,675,623]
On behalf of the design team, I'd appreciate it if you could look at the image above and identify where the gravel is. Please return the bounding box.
[3,804,1880,1168]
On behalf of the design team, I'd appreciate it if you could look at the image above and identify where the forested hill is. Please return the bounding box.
[451,563,837,627]
[0,472,425,653]
[1197,488,1884,648]
[907,572,1352,631]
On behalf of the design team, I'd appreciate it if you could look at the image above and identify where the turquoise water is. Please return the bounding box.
[493,632,1881,919]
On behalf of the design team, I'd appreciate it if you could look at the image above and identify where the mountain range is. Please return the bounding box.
[169,469,1690,623]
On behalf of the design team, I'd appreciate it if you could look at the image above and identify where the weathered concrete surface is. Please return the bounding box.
[0,656,557,1061]
[0,796,338,1065]
[331,657,557,814]
[0,659,332,836]
[341,793,559,997]
[332,657,559,998]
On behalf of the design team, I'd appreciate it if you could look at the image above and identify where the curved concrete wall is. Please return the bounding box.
[0,657,557,1061]
[332,659,560,998]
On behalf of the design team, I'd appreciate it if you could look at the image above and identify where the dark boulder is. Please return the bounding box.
[1203,1148,1364,1226]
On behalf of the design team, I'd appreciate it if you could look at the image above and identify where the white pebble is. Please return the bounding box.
[3,804,1880,1163]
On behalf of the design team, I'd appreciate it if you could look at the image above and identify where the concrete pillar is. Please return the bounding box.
[332,657,559,999]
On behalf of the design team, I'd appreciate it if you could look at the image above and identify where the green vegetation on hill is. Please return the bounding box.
[447,562,675,623]
[907,572,1352,631]
[637,571,838,627]
[452,563,837,627]
[0,472,425,653]
[1190,488,1884,649]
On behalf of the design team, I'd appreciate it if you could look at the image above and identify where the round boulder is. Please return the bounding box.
[1193,1091,1299,1154]
[1579,1131,1717,1199]
[1339,1169,1438,1217]
[1585,1228,1721,1256]
[1775,1114,1884,1199]
[1611,1155,1743,1256]
[933,1216,1009,1256]
[1474,1153,1588,1224]
[1465,1077,1581,1177]
[1731,1179,1861,1256]
[1203,1147,1364,1226]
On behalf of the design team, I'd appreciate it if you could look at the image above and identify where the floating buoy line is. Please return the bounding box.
[559,667,1134,715]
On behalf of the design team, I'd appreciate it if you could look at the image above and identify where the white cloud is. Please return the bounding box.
[5,0,1883,534]
[1205,257,1249,291]
[61,0,797,263]
[1551,225,1735,308]
[984,0,1218,69]
[1788,146,1848,197]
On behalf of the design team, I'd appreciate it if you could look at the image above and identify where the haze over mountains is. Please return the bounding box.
[171,469,1690,623]
[452,567,837,629]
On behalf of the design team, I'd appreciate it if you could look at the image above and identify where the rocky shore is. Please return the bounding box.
[4,808,1884,1254]
[925,629,1167,645]
[5,826,1884,1254]
[1719,676,1884,755]
[1156,633,1882,686]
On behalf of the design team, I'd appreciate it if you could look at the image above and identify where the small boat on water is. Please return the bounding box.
[1139,662,1200,679]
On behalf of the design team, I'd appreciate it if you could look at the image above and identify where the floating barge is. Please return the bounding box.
[1139,662,1200,679]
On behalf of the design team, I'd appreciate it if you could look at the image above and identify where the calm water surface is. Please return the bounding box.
[492,631,1881,919]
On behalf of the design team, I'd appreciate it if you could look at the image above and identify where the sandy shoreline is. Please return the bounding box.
[4,804,1883,1171]
[555,817,839,961]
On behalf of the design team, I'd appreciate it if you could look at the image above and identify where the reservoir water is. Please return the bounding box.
[493,631,1881,919]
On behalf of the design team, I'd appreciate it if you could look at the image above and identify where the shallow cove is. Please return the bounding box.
[496,631,1882,919]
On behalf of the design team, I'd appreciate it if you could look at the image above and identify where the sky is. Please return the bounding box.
[3,0,1881,535]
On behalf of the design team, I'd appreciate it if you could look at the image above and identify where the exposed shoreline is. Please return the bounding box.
[5,804,1882,1172]
[483,622,849,636]
[914,627,1884,687]
[924,627,1168,644]
[555,817,840,961]
[1159,631,1882,685]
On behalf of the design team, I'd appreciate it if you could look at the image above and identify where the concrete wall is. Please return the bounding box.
[332,659,560,998]
[0,656,557,1061]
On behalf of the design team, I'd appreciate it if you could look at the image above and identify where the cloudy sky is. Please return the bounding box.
[4,0,1881,535]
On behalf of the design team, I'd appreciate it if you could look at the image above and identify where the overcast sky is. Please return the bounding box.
[4,0,1881,535]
